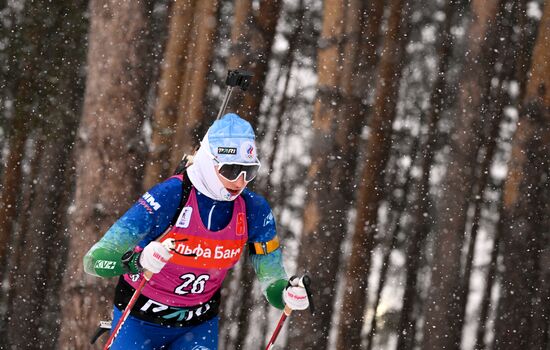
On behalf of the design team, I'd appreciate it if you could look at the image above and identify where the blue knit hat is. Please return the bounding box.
[206,113,259,164]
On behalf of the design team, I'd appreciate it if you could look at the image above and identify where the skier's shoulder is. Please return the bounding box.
[241,189,276,242]
[147,176,183,196]
[240,188,272,212]
[139,175,184,214]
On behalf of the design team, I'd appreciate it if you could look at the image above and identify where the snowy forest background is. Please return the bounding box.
[0,0,549,349]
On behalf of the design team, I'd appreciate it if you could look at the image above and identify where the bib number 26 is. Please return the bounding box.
[174,273,210,295]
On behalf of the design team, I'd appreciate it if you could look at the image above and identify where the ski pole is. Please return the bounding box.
[265,275,314,350]
[265,305,293,350]
[103,239,175,350]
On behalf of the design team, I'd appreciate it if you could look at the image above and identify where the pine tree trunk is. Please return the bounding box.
[422,1,502,348]
[232,261,256,349]
[0,117,26,288]
[530,233,550,350]
[7,126,79,348]
[359,0,385,90]
[335,0,410,348]
[3,2,87,348]
[395,3,457,349]
[473,229,500,350]
[170,0,218,169]
[285,2,346,349]
[221,3,283,341]
[366,149,418,350]
[144,0,197,189]
[227,0,253,72]
[240,0,282,125]
[57,1,152,348]
[0,0,45,288]
[456,0,532,339]
[494,2,550,346]
[0,129,39,346]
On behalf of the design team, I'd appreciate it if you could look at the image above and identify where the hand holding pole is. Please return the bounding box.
[103,239,175,350]
[265,275,314,350]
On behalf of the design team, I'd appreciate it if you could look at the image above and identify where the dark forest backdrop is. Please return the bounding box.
[0,0,549,349]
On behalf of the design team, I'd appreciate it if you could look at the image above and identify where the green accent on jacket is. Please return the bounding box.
[266,279,287,310]
[83,246,128,278]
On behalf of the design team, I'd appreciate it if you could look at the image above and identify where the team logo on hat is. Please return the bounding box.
[240,141,256,160]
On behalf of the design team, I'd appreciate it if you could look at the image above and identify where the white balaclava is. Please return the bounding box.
[187,113,259,201]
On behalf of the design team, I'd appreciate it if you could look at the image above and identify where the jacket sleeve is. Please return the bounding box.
[83,178,182,278]
[242,189,288,310]
[250,250,288,310]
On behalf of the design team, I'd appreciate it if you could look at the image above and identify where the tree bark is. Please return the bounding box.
[473,228,500,350]
[232,260,256,349]
[335,0,410,348]
[221,0,283,127]
[3,2,87,348]
[0,0,44,287]
[227,0,253,73]
[144,0,197,189]
[422,1,502,348]
[366,139,418,350]
[0,3,40,333]
[494,2,550,347]
[243,0,283,121]
[457,0,533,338]
[7,126,79,348]
[58,1,152,348]
[284,2,347,349]
[0,117,26,287]
[396,3,457,349]
[170,0,218,169]
[0,129,40,347]
[261,11,303,196]
[217,2,282,341]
